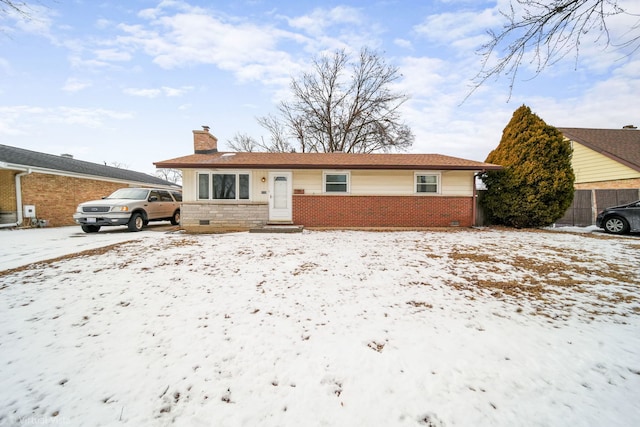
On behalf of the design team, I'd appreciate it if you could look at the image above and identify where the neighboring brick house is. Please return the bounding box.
[0,144,179,228]
[556,126,640,226]
[154,127,501,232]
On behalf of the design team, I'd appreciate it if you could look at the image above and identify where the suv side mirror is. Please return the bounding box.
[149,196,159,202]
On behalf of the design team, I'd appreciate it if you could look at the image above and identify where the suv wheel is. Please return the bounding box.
[603,216,629,234]
[81,225,101,233]
[128,213,144,232]
[170,209,180,226]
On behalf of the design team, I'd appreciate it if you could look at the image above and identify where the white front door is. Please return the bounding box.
[268,171,292,222]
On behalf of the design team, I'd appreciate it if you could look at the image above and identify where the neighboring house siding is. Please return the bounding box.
[572,142,640,184]
[0,170,17,212]
[294,195,473,227]
[574,178,640,190]
[0,170,18,223]
[20,174,124,226]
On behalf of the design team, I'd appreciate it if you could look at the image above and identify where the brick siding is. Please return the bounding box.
[293,195,474,227]
[0,170,17,212]
[15,174,125,226]
[574,178,640,190]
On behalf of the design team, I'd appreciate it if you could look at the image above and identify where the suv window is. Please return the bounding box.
[171,191,182,202]
[158,190,173,202]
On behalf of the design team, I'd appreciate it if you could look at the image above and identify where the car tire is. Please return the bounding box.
[128,213,144,232]
[170,209,180,226]
[603,216,629,235]
[81,225,101,233]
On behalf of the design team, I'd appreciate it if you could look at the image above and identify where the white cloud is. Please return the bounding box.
[123,88,162,98]
[9,4,57,38]
[414,9,499,47]
[123,86,193,98]
[114,10,302,88]
[0,105,132,135]
[285,6,364,36]
[0,58,11,75]
[94,48,132,62]
[62,78,92,92]
[394,38,412,49]
[161,86,193,97]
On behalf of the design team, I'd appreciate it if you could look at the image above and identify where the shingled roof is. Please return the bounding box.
[0,144,178,187]
[154,151,502,171]
[558,127,640,172]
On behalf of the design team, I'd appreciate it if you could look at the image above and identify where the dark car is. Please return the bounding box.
[596,200,640,234]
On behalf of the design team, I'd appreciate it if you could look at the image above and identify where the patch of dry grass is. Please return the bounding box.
[445,243,639,318]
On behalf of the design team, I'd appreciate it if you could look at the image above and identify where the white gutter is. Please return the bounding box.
[0,168,32,228]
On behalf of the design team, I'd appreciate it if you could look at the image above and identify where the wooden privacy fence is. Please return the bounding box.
[475,189,640,227]
[556,189,640,226]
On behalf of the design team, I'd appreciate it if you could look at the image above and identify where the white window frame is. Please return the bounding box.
[323,171,350,194]
[197,171,251,200]
[414,172,441,194]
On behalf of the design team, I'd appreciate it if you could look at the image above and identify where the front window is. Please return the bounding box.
[324,172,349,193]
[198,172,250,200]
[415,173,440,193]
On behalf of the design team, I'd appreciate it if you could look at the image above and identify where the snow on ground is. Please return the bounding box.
[0,224,175,272]
[0,226,639,427]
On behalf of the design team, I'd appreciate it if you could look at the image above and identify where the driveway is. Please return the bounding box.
[0,223,179,271]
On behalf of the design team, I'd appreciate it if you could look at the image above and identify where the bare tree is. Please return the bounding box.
[227,125,295,153]
[103,160,130,169]
[256,115,295,152]
[155,168,182,185]
[1,0,29,16]
[227,132,259,152]
[472,0,640,98]
[261,47,414,153]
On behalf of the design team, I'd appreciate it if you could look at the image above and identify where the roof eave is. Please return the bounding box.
[2,161,180,188]
[154,162,502,171]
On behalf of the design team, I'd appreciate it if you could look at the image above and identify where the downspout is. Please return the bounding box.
[0,168,32,228]
[472,171,484,227]
[472,173,477,227]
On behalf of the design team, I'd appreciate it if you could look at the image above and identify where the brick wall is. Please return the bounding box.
[20,174,124,226]
[293,195,474,227]
[0,170,17,212]
[181,202,268,232]
[575,178,640,190]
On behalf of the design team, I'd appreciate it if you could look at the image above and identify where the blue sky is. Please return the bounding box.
[1,0,639,175]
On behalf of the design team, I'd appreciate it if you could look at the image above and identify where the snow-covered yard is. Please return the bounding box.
[0,226,639,427]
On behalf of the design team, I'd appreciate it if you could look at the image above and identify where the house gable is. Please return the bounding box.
[571,141,640,184]
[558,127,640,185]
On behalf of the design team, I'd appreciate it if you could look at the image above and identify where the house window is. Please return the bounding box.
[198,174,210,200]
[324,172,349,193]
[415,173,440,193]
[197,172,250,200]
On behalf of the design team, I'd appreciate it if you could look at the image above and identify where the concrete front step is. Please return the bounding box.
[249,224,304,233]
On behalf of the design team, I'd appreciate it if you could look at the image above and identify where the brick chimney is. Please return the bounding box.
[193,125,218,154]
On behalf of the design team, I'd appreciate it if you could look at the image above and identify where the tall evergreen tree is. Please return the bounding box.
[480,105,574,228]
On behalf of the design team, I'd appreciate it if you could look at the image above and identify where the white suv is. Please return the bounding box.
[73,188,182,233]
